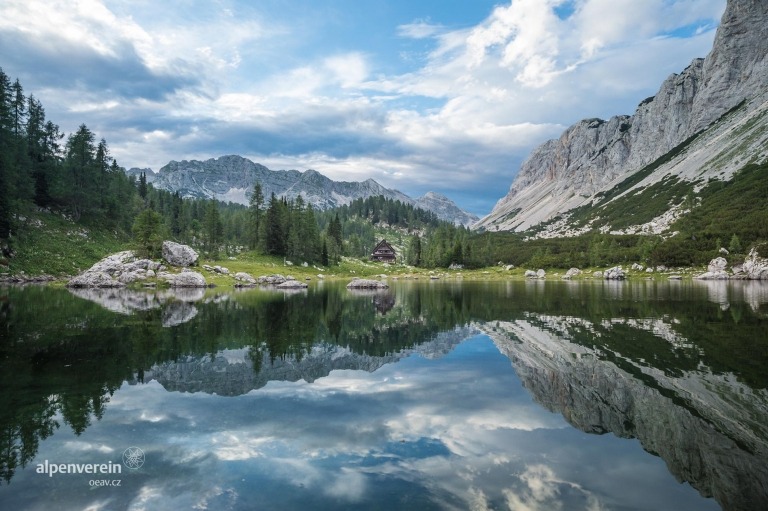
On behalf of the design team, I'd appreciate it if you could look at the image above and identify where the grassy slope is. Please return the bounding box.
[2,210,127,277]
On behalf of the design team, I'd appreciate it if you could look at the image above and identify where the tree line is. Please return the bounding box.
[1,66,488,269]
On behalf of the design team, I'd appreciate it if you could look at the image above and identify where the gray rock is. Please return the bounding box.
[277,280,309,289]
[743,248,768,279]
[234,272,256,284]
[67,271,125,288]
[536,269,546,279]
[476,0,768,233]
[257,274,289,285]
[563,268,582,279]
[708,257,729,273]
[696,257,731,280]
[593,271,604,278]
[165,270,207,288]
[525,270,538,278]
[604,266,626,280]
[66,251,140,288]
[213,265,230,274]
[346,279,389,289]
[162,241,199,267]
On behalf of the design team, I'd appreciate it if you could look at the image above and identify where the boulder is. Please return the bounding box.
[604,266,626,280]
[67,251,141,288]
[213,265,229,274]
[708,257,728,273]
[525,270,538,278]
[563,268,582,279]
[631,263,644,271]
[346,279,389,289]
[164,269,207,288]
[593,271,604,278]
[67,271,125,288]
[234,272,256,284]
[743,248,768,279]
[696,256,731,280]
[257,274,289,285]
[162,241,199,267]
[536,269,546,279]
[277,280,308,289]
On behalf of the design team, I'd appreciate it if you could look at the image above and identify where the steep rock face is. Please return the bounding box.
[477,0,768,232]
[147,155,476,226]
[415,192,479,226]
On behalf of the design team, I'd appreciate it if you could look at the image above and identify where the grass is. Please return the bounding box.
[2,208,714,286]
[2,209,127,277]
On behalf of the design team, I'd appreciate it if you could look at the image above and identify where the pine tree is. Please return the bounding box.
[248,182,264,250]
[132,208,164,258]
[264,193,285,255]
[321,238,329,266]
[138,172,148,199]
[203,200,223,255]
[64,124,96,219]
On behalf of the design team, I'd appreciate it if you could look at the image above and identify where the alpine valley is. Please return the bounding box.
[128,156,479,227]
[476,0,768,242]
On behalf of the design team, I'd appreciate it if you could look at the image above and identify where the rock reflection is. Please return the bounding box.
[482,315,768,510]
[68,287,208,326]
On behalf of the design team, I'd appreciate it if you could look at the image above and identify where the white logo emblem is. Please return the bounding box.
[122,447,145,469]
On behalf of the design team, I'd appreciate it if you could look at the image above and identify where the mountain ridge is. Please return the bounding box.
[130,155,479,226]
[476,0,768,234]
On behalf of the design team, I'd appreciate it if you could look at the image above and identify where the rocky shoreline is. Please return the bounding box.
[3,244,768,287]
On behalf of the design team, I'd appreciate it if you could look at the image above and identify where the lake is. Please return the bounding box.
[0,280,767,510]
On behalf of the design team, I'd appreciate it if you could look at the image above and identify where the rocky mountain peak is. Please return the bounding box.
[476,0,768,233]
[143,155,478,226]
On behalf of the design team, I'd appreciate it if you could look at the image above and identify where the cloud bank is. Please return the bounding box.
[0,0,725,214]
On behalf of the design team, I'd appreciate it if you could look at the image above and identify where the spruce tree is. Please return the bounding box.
[248,182,264,250]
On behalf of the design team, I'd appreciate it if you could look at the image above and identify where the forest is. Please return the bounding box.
[3,65,762,273]
[0,67,474,269]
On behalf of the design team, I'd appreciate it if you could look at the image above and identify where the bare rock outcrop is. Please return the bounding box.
[163,269,207,288]
[67,251,158,288]
[743,247,768,279]
[346,279,389,289]
[477,0,768,233]
[563,268,582,279]
[162,241,199,267]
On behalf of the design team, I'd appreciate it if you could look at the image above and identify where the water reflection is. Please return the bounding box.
[0,280,767,510]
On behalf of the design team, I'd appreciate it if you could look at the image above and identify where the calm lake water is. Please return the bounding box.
[1,280,767,511]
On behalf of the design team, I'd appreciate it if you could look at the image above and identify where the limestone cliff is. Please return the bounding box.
[477,0,768,233]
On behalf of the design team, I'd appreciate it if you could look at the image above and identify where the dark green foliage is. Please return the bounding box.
[406,235,421,266]
[132,208,165,258]
[594,176,693,230]
[651,161,768,265]
[248,181,264,249]
[203,200,224,256]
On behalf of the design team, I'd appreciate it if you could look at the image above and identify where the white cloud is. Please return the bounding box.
[0,0,726,214]
[397,20,446,40]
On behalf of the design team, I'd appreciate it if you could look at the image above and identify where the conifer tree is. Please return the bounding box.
[248,182,264,250]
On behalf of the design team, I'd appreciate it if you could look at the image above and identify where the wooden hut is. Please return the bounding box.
[370,239,396,263]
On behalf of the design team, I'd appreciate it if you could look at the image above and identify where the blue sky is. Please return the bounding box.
[0,0,725,215]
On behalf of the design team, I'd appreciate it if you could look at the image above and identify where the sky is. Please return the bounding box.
[0,0,726,215]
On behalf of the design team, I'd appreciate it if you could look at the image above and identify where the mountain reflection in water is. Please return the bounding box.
[0,280,766,510]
